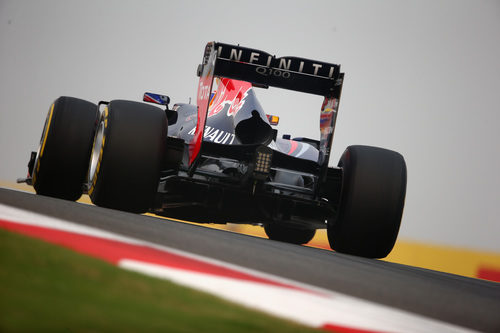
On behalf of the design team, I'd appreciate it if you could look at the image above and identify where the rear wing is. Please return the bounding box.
[198,42,343,97]
[191,42,344,183]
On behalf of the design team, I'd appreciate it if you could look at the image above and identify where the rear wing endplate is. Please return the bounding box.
[191,42,344,184]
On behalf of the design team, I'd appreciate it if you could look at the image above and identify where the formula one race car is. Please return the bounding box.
[19,42,407,258]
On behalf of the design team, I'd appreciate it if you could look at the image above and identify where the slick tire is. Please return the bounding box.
[327,145,407,259]
[33,96,99,201]
[88,100,167,213]
[264,224,316,245]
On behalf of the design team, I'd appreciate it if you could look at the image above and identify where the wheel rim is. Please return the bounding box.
[88,120,104,184]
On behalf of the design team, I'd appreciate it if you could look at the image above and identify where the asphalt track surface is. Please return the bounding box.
[1,188,499,332]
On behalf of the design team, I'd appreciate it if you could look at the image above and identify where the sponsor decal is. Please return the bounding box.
[216,44,339,79]
[188,126,236,145]
[320,98,337,136]
[256,67,291,79]
[198,81,211,101]
[319,97,338,155]
[207,78,251,118]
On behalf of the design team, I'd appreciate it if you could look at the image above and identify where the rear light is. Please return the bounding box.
[253,145,273,180]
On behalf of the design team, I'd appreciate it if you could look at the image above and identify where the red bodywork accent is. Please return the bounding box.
[191,74,252,165]
[287,140,299,155]
[190,61,215,165]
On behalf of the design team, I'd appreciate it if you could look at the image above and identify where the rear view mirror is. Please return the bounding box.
[143,92,170,106]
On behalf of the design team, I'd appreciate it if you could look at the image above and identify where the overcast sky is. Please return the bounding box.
[1,0,499,252]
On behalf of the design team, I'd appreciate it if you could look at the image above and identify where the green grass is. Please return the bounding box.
[0,228,320,333]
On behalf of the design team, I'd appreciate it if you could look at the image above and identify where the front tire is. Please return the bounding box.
[88,100,167,213]
[33,96,98,201]
[327,145,407,258]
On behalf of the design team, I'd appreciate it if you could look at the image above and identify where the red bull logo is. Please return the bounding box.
[207,78,251,118]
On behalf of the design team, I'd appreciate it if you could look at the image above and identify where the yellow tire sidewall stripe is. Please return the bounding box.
[40,103,54,157]
[33,103,55,185]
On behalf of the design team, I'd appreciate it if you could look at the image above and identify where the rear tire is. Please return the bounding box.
[264,224,316,245]
[33,96,98,201]
[88,100,167,213]
[327,145,407,258]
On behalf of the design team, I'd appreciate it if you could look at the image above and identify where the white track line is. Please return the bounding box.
[0,203,476,333]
